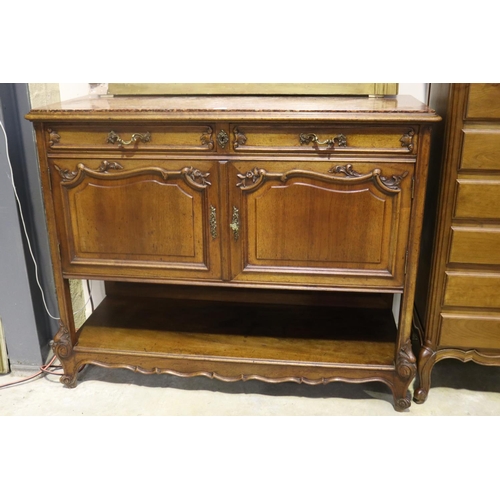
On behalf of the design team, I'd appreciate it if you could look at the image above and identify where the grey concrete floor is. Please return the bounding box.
[2,357,500,415]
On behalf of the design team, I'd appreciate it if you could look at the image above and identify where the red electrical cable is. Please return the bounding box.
[0,354,61,389]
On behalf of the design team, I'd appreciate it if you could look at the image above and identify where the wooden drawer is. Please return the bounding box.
[439,312,500,350]
[454,178,500,220]
[443,272,500,309]
[461,130,500,171]
[466,84,500,120]
[44,123,216,153]
[229,123,417,155]
[449,227,500,266]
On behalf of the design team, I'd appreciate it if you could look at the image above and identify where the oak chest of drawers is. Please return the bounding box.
[26,94,439,411]
[414,83,500,403]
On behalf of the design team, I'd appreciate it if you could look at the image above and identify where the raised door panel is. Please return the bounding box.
[228,161,413,289]
[49,159,222,281]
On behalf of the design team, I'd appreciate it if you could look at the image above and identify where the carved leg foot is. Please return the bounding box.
[61,372,78,388]
[393,339,417,412]
[51,322,78,388]
[413,342,436,404]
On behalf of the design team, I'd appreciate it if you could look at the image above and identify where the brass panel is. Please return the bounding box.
[108,83,399,96]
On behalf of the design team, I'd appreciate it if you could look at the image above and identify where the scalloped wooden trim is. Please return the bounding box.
[436,348,500,366]
[55,162,211,191]
[75,360,400,388]
[236,165,408,195]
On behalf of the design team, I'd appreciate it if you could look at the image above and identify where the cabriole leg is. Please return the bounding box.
[413,341,436,404]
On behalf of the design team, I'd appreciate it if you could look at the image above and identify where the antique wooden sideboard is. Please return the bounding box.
[414,83,500,403]
[26,94,439,411]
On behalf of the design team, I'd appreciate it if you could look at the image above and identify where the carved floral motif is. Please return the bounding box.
[51,323,72,360]
[400,129,415,151]
[97,160,124,172]
[236,167,263,188]
[53,164,78,181]
[329,164,362,177]
[396,339,416,380]
[380,171,409,189]
[233,127,247,148]
[183,166,211,186]
[48,129,61,147]
[200,127,214,150]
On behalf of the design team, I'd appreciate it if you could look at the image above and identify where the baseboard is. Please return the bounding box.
[0,318,9,374]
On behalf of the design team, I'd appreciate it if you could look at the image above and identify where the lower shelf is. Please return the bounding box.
[75,296,397,368]
[52,293,415,410]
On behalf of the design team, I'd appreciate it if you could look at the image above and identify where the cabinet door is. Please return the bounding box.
[227,161,413,290]
[49,159,222,281]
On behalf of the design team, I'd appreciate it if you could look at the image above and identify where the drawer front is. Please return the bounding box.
[461,130,500,171]
[45,123,216,153]
[228,160,413,289]
[443,273,500,309]
[466,84,500,120]
[454,179,500,220]
[449,227,500,266]
[48,158,222,281]
[440,313,500,350]
[229,123,417,155]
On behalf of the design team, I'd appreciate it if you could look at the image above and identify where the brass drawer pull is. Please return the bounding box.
[107,131,151,146]
[299,133,347,149]
[209,205,217,240]
[230,206,240,241]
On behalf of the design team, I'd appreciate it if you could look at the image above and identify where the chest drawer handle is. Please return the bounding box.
[107,131,151,146]
[299,133,347,149]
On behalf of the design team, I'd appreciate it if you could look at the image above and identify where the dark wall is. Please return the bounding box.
[0,83,59,368]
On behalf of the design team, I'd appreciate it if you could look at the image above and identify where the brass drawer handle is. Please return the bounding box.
[299,133,347,149]
[230,206,240,241]
[107,131,151,146]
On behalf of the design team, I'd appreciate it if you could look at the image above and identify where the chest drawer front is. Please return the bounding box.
[49,159,222,281]
[228,160,413,289]
[229,123,417,155]
[454,179,500,220]
[449,227,500,266]
[439,312,500,350]
[466,84,500,120]
[45,123,216,153]
[443,272,500,309]
[461,130,500,171]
